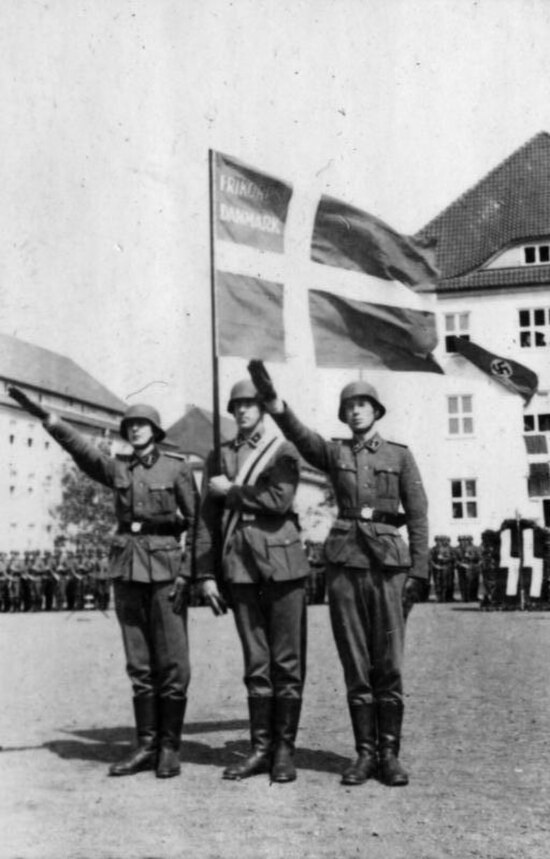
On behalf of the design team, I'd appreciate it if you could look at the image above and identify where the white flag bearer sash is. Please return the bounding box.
[221,433,286,556]
[501,530,520,597]
[523,528,544,599]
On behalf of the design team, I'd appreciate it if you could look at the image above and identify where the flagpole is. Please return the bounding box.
[208,148,222,471]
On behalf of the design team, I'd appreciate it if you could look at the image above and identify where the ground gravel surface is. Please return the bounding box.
[1,603,549,858]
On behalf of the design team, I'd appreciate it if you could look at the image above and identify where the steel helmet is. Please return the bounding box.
[338,381,386,423]
[120,404,165,442]
[227,379,262,415]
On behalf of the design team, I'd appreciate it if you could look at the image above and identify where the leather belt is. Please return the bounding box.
[339,508,405,527]
[237,513,293,526]
[118,522,179,537]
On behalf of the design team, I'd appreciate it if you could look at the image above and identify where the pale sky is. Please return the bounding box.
[1,0,550,426]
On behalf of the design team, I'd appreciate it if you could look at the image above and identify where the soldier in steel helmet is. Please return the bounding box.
[195,379,310,784]
[7,388,198,780]
[248,362,429,788]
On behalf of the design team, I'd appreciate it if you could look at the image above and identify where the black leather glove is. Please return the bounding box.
[168,576,189,615]
[247,360,278,403]
[8,386,49,421]
[402,576,422,621]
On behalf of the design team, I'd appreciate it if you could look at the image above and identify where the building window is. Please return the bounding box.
[524,244,550,264]
[451,479,478,519]
[27,438,33,447]
[528,463,550,497]
[524,413,550,432]
[519,307,550,347]
[444,313,470,352]
[524,415,535,432]
[9,435,14,444]
[448,395,474,435]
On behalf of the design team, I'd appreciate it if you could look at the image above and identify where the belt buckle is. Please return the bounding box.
[130,522,143,534]
[241,513,255,523]
[360,506,374,521]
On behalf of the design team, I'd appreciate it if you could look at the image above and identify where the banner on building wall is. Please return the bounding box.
[216,270,285,361]
[310,194,439,289]
[214,152,293,253]
[308,289,443,371]
[454,337,538,404]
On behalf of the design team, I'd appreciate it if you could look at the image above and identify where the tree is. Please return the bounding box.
[54,442,116,553]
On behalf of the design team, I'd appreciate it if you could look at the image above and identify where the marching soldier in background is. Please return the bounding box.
[8,387,198,780]
[7,551,23,612]
[456,536,482,602]
[65,552,79,611]
[41,551,55,611]
[248,361,429,788]
[0,552,8,612]
[94,548,111,611]
[54,550,69,610]
[430,536,456,603]
[195,379,310,784]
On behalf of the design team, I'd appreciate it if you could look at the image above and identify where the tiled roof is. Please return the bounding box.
[416,132,550,286]
[435,265,550,293]
[0,332,126,413]
[165,406,235,459]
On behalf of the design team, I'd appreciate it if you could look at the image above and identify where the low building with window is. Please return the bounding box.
[0,332,126,551]
[415,131,550,537]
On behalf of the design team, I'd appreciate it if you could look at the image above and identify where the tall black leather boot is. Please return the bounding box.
[377,700,409,787]
[109,695,158,777]
[223,697,273,780]
[156,697,186,779]
[271,697,302,783]
[341,702,378,786]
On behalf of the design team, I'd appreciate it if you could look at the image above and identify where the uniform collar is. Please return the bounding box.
[130,446,160,469]
[352,431,382,454]
[233,424,265,450]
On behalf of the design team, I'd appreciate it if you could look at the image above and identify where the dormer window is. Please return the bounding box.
[524,244,550,264]
[486,242,550,269]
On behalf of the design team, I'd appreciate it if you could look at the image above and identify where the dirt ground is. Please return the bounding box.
[1,602,550,859]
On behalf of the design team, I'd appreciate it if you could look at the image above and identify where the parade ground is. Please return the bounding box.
[1,602,549,859]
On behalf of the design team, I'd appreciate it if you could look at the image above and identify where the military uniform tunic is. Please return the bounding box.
[46,417,198,700]
[195,429,310,699]
[272,405,429,707]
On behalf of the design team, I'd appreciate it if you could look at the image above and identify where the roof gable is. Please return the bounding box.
[165,406,235,458]
[0,332,126,413]
[416,132,550,282]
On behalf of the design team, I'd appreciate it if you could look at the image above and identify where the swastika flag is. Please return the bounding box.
[454,337,538,404]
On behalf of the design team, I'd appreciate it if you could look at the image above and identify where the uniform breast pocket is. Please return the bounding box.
[114,476,132,514]
[148,484,176,515]
[333,460,357,495]
[374,467,399,500]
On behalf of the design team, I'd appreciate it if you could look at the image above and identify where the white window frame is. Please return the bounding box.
[519,307,550,348]
[450,479,478,520]
[444,312,470,353]
[524,244,550,265]
[447,394,474,437]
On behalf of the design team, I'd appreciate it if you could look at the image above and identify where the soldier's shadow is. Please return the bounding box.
[43,720,348,774]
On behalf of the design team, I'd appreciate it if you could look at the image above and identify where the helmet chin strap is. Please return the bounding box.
[351,419,377,438]
[131,438,156,452]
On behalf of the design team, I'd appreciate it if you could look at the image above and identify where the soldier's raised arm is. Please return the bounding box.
[8,386,116,487]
